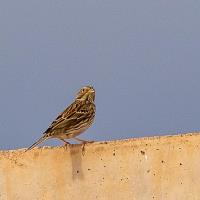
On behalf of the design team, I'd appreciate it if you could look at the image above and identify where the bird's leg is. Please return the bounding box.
[59,139,70,149]
[73,137,94,143]
[73,137,94,155]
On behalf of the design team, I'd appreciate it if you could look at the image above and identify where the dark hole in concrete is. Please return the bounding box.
[141,150,145,155]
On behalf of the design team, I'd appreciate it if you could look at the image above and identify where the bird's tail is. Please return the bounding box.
[25,135,48,152]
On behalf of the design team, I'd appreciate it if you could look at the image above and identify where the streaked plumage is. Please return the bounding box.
[25,86,95,151]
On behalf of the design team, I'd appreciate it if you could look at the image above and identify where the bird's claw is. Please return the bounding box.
[81,141,94,156]
[62,141,70,150]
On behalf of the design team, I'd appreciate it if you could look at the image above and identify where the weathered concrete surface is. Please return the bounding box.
[1,133,200,200]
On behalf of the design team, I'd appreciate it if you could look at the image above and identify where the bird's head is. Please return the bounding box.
[76,85,95,103]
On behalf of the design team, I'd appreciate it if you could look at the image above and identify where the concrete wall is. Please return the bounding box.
[1,133,200,200]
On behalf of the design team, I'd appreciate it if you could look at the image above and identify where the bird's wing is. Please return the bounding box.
[43,101,78,133]
[44,101,94,133]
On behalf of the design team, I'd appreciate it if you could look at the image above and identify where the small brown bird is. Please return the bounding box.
[25,86,95,151]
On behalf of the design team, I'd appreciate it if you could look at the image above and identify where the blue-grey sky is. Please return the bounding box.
[0,1,200,150]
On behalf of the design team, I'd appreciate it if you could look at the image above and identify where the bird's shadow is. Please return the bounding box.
[69,144,84,180]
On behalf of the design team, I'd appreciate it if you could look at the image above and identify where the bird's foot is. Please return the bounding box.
[73,137,94,155]
[81,142,86,156]
[81,141,94,156]
[60,139,71,150]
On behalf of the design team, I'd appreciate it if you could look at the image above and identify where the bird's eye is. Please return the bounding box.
[82,89,85,92]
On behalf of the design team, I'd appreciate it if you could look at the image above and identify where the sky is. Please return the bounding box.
[0,0,200,150]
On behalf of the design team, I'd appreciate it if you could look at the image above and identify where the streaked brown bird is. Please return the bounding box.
[25,86,95,151]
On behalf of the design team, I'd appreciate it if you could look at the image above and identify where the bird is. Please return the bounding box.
[25,85,95,152]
